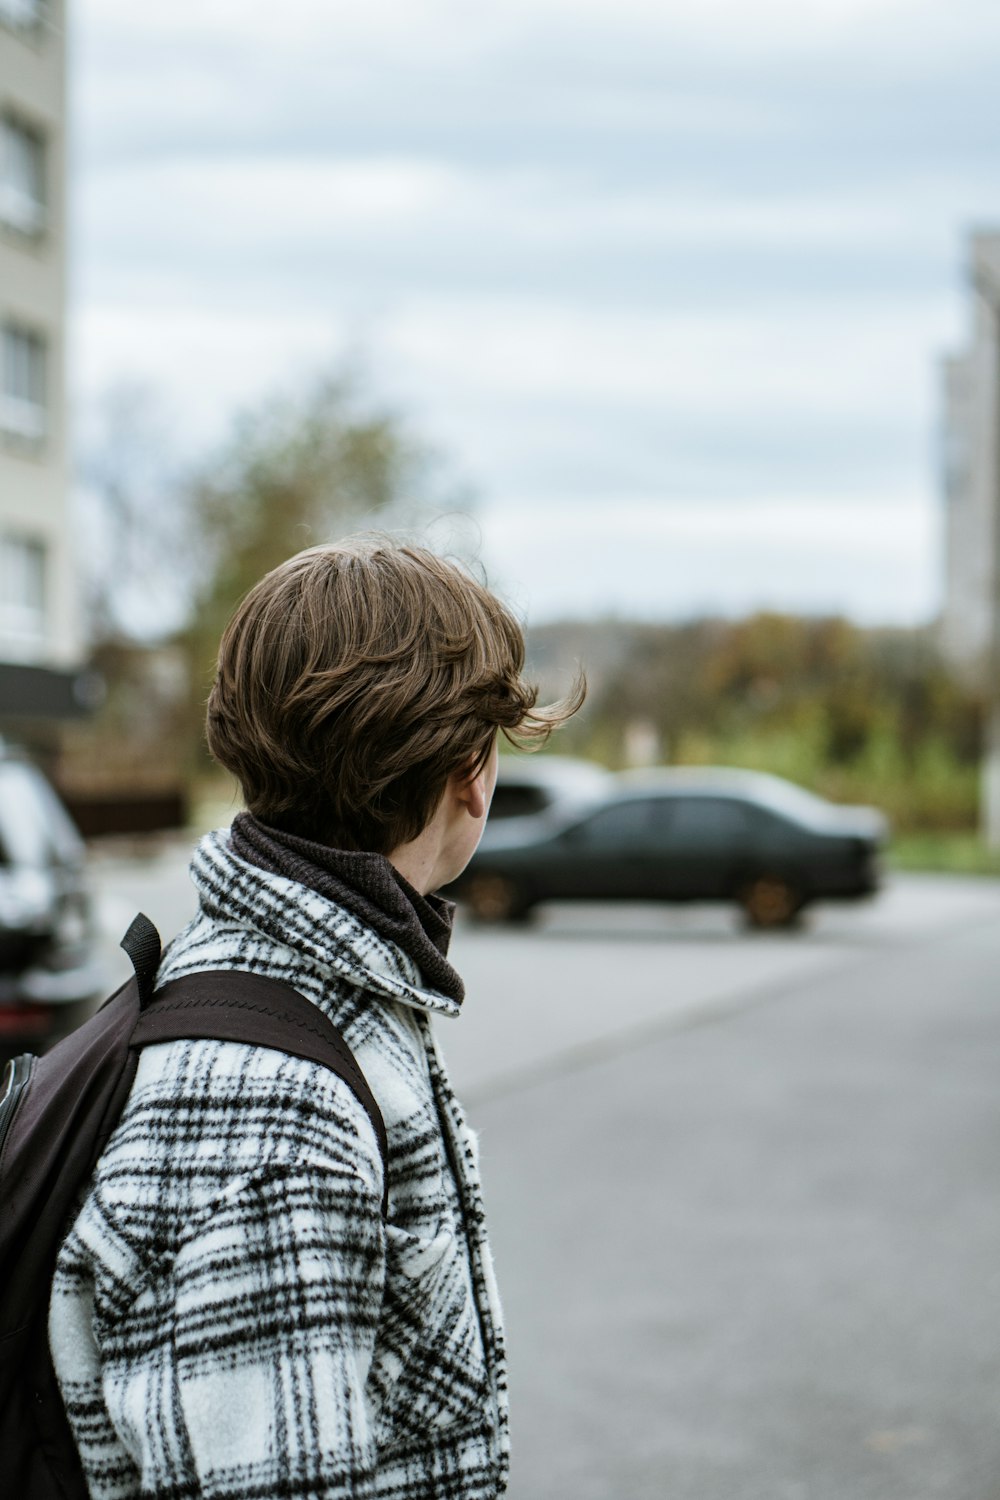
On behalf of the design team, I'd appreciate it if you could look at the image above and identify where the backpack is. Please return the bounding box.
[0,913,388,1500]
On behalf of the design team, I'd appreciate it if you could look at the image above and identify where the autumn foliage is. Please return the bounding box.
[531,613,982,833]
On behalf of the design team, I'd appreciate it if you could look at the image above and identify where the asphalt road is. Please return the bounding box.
[92,846,1000,1499]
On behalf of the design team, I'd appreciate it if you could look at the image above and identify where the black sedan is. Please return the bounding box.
[448,767,886,929]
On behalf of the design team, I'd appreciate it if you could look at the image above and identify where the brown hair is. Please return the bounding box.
[206,538,584,852]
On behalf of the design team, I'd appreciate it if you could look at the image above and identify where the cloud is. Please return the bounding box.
[77,0,1000,182]
[79,0,999,63]
[379,293,948,417]
[482,495,938,624]
[83,151,977,263]
[73,284,947,494]
[69,0,1000,625]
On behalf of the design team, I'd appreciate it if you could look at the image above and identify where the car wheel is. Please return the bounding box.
[738,874,803,930]
[463,873,532,924]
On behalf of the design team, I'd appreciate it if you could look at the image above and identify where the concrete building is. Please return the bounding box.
[941,232,1000,845]
[940,233,1000,683]
[0,0,90,736]
[940,351,985,673]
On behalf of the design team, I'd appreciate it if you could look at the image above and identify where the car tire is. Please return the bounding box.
[738,874,804,930]
[463,873,532,924]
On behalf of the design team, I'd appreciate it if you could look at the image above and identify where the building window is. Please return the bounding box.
[0,0,44,36]
[0,116,46,237]
[0,535,46,656]
[0,324,46,443]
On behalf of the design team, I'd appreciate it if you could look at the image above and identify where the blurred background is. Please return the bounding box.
[5,0,1000,859]
[2,2,1000,1496]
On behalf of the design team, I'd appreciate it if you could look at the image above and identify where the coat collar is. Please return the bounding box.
[187,828,463,1020]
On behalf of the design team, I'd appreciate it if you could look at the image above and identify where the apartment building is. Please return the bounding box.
[0,0,88,732]
[940,233,1000,845]
[940,232,1000,684]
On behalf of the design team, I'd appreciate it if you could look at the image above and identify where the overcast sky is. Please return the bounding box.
[71,0,1000,625]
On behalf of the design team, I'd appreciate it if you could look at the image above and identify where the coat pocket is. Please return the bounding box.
[370,1223,489,1443]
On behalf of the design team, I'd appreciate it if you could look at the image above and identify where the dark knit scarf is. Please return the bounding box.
[229,812,464,1006]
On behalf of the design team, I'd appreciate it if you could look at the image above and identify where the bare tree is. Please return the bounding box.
[76,381,194,646]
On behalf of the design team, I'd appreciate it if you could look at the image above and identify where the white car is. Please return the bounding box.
[488,755,614,822]
[0,753,104,1060]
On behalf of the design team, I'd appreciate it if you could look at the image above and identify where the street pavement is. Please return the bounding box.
[91,844,1000,1499]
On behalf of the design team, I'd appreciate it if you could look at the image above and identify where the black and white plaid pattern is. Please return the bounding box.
[49,829,509,1499]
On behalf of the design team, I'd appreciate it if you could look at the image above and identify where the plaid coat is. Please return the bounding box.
[49,829,510,1500]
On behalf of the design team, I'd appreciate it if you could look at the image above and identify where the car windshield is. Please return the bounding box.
[0,762,84,866]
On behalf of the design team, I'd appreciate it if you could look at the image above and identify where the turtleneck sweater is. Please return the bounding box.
[228,810,465,1007]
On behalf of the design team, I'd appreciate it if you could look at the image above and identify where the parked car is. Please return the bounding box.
[449,766,887,928]
[0,752,104,1061]
[488,754,614,822]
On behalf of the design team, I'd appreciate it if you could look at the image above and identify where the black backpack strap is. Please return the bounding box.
[133,970,389,1216]
[120,913,162,1007]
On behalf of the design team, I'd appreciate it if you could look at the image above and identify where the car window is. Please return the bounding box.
[0,762,83,866]
[571,799,665,849]
[747,805,794,838]
[662,796,752,845]
[488,784,550,820]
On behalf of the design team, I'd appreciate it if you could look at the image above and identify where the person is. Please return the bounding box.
[48,538,582,1500]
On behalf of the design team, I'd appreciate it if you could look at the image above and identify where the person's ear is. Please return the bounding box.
[450,761,488,820]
